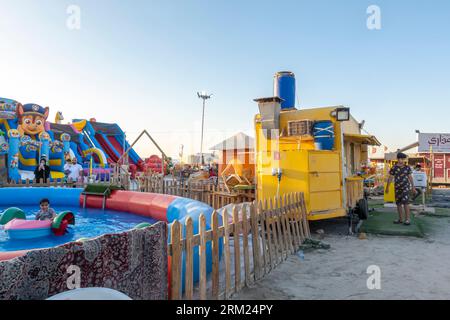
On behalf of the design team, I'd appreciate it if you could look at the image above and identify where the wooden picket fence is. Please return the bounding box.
[2,175,255,212]
[138,177,255,210]
[168,192,310,300]
[3,177,112,189]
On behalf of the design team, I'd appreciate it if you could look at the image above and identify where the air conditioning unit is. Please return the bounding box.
[287,120,315,137]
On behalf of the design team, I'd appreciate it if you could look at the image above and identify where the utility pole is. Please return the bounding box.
[197,91,212,166]
[179,144,184,164]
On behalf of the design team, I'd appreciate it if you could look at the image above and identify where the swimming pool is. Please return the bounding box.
[0,186,221,287]
[0,205,157,252]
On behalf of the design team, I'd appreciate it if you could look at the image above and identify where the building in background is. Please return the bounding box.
[418,133,450,186]
[369,145,388,166]
[187,152,218,165]
[209,132,255,178]
[380,132,448,186]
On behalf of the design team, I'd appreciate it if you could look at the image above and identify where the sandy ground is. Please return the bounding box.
[232,194,450,300]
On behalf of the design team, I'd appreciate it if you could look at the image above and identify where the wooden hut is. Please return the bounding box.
[209,132,255,181]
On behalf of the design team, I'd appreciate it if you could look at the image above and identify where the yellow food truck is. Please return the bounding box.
[254,95,380,223]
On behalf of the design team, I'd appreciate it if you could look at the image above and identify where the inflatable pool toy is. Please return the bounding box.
[51,211,75,236]
[5,219,53,239]
[2,210,75,240]
[133,222,152,229]
[0,207,26,225]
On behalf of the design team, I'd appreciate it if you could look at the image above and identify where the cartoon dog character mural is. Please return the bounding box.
[17,104,49,139]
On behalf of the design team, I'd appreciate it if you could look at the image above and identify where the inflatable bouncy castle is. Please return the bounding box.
[0,97,147,183]
[75,119,145,171]
[145,155,167,173]
[0,99,68,181]
[0,98,111,182]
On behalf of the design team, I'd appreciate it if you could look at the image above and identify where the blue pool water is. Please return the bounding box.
[0,206,158,252]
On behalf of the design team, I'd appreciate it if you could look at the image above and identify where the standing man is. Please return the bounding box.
[64,158,72,183]
[66,158,83,183]
[385,153,416,226]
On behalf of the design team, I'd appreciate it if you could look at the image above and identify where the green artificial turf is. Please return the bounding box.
[423,207,450,218]
[360,209,424,238]
[368,199,385,209]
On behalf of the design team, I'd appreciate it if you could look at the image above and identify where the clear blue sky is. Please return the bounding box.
[1,0,449,158]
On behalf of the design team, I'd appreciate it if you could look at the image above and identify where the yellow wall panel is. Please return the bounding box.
[309,172,341,192]
[310,191,342,212]
[309,152,340,172]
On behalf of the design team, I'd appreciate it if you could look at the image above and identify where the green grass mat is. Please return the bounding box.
[360,209,424,238]
[422,208,450,218]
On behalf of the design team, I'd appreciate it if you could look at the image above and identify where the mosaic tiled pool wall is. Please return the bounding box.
[0,222,167,300]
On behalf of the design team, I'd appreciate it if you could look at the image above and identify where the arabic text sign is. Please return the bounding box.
[419,133,450,153]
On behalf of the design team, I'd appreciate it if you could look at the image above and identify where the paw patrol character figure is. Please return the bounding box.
[17,104,50,139]
[64,151,71,162]
[10,153,19,169]
[0,129,8,153]
[7,129,20,139]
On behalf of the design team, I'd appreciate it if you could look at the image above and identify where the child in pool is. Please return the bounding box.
[35,198,57,221]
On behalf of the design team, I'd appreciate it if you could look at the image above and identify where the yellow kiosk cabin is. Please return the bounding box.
[254,97,381,221]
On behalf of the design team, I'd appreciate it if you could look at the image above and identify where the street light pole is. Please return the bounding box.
[197,91,212,166]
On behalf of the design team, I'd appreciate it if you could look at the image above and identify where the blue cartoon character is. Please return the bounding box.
[17,104,49,139]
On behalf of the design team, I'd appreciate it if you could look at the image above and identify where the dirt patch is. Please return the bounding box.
[232,206,450,300]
